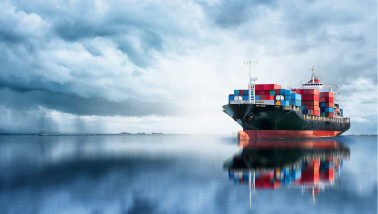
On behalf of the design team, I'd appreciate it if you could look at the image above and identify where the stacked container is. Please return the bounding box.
[293,89,320,116]
[320,92,334,118]
[254,84,281,101]
[273,88,298,107]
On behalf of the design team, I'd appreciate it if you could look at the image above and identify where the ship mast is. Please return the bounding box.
[245,60,257,104]
[311,65,316,83]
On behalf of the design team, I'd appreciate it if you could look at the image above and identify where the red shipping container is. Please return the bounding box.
[266,84,282,90]
[325,103,333,107]
[313,110,319,115]
[325,112,333,118]
[309,100,319,106]
[303,95,319,101]
[325,97,333,102]
[320,92,334,98]
[255,84,264,90]
[239,90,244,95]
[308,106,319,111]
[265,95,274,100]
[255,91,265,95]
[320,97,325,102]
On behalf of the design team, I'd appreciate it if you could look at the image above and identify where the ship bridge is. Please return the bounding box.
[301,66,335,93]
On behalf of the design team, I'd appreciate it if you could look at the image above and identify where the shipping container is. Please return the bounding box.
[325,112,333,118]
[290,100,301,106]
[304,89,319,95]
[303,95,319,101]
[285,95,291,101]
[260,95,275,100]
[325,97,333,102]
[281,100,289,106]
[307,105,319,111]
[320,92,333,98]
[325,107,333,113]
[325,103,333,107]
[320,102,325,107]
[291,93,301,100]
[269,90,275,96]
[284,89,291,96]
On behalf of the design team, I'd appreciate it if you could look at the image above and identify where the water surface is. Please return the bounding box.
[0,135,376,214]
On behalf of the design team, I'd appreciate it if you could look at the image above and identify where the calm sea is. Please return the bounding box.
[0,135,376,214]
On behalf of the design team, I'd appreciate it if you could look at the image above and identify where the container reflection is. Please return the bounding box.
[223,139,350,207]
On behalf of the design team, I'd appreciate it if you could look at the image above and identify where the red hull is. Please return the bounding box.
[244,130,342,140]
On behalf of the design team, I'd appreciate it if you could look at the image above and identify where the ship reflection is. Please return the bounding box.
[223,139,350,207]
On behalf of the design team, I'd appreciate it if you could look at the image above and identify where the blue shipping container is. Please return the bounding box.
[301,105,305,110]
[341,109,343,117]
[244,90,249,95]
[284,89,291,96]
[270,90,275,96]
[281,100,289,106]
[234,90,239,95]
[290,100,301,106]
[285,95,291,101]
[229,95,234,101]
[325,107,333,113]
[320,102,325,107]
[291,93,301,100]
[280,89,285,95]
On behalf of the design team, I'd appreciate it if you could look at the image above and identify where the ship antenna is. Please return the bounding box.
[310,65,316,83]
[244,60,257,104]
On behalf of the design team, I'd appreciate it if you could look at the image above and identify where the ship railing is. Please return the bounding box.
[303,115,350,123]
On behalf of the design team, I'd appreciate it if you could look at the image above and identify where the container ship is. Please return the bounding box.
[222,67,350,139]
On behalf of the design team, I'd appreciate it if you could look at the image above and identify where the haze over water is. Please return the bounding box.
[0,135,376,214]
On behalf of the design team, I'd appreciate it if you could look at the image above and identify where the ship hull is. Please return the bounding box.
[223,104,350,140]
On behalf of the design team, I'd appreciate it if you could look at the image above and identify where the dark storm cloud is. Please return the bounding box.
[0,0,183,119]
[0,88,174,116]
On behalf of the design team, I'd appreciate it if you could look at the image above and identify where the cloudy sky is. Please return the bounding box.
[0,0,376,134]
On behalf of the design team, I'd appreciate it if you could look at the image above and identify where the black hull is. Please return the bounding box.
[223,104,350,133]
